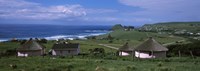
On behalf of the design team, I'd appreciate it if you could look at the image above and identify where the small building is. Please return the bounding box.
[118,42,134,56]
[17,39,45,57]
[51,42,80,56]
[135,37,168,58]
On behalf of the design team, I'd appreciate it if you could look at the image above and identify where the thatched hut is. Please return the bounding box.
[51,42,80,56]
[135,37,168,58]
[17,39,45,57]
[118,42,134,56]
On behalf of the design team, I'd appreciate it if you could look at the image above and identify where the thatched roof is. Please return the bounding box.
[17,39,45,51]
[118,42,134,51]
[52,43,79,50]
[135,37,168,51]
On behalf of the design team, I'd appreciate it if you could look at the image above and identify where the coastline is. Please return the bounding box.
[0,32,110,42]
[0,24,111,42]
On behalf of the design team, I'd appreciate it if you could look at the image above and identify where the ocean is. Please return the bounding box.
[0,24,111,42]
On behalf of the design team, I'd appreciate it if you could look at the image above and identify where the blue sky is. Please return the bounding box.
[0,0,200,26]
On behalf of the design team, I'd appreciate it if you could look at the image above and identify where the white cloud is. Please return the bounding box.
[86,9,118,14]
[81,16,153,23]
[82,17,119,22]
[0,0,119,23]
[0,0,86,20]
[119,0,200,22]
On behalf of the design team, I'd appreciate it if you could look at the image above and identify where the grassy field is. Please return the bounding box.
[1,38,197,71]
[0,29,196,71]
[0,56,200,71]
[96,30,185,48]
[0,40,117,53]
[141,22,200,32]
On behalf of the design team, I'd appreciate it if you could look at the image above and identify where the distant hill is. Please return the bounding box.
[155,22,200,25]
[111,24,134,31]
[139,22,200,32]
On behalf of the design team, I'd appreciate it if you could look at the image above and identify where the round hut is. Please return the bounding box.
[17,39,45,57]
[135,37,168,58]
[118,42,134,56]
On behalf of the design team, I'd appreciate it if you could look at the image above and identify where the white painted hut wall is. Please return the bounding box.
[18,52,28,57]
[119,52,130,56]
[17,50,43,57]
[52,50,57,55]
[135,51,167,58]
[135,51,155,58]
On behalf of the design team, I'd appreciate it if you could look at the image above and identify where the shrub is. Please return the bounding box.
[150,67,173,71]
[194,61,198,65]
[9,64,17,69]
[78,68,86,71]
[164,59,170,62]
[157,62,163,67]
[59,56,65,59]
[95,60,104,63]
[108,40,113,43]
[19,69,26,71]
[126,65,137,71]
[66,64,74,71]
[47,67,62,71]
[95,66,109,71]
[158,67,173,71]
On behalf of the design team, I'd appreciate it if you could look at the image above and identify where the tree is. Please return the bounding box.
[20,40,27,45]
[38,38,47,43]
[107,34,113,40]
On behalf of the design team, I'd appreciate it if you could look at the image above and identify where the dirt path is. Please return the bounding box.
[98,44,119,50]
[99,40,185,50]
[163,40,185,46]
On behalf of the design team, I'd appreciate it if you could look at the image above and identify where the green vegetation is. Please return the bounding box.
[0,56,200,71]
[97,30,184,48]
[140,22,200,32]
[1,22,200,71]
[111,24,134,31]
[111,24,124,31]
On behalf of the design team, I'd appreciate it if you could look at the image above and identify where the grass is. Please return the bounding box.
[71,40,117,53]
[1,38,199,71]
[0,39,116,53]
[96,30,185,48]
[0,42,19,52]
[0,56,200,71]
[0,28,196,71]
[143,22,200,32]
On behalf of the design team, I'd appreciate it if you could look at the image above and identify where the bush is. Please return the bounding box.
[150,67,173,71]
[59,56,65,59]
[157,62,163,67]
[47,68,62,71]
[66,64,74,71]
[158,67,173,71]
[95,66,109,71]
[78,68,86,71]
[126,65,137,71]
[9,64,17,69]
[108,40,113,43]
[38,38,47,43]
[95,60,104,63]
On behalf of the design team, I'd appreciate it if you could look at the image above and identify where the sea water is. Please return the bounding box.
[0,24,111,42]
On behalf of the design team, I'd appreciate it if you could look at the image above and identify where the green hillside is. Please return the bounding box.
[96,30,184,48]
[140,22,200,32]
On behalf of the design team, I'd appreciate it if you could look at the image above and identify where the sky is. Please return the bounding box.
[0,0,200,26]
